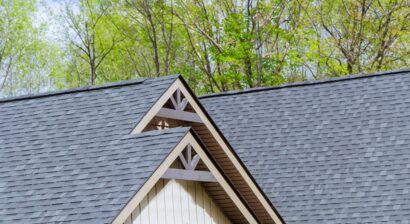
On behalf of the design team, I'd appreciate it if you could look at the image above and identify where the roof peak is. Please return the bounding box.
[200,68,410,99]
[0,75,180,104]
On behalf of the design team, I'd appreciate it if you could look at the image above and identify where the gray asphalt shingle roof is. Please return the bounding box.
[3,68,410,224]
[0,76,190,224]
[200,69,410,223]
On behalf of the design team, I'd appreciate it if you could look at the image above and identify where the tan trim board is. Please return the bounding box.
[157,108,203,123]
[111,131,257,224]
[162,168,217,182]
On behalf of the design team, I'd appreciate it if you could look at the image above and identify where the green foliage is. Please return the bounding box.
[52,0,122,88]
[0,0,409,96]
[0,0,55,96]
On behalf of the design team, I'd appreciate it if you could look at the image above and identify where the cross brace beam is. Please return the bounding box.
[156,108,203,123]
[162,168,217,182]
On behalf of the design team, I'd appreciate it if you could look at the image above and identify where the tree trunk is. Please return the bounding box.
[90,59,96,85]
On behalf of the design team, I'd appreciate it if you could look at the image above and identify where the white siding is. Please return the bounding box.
[124,179,231,224]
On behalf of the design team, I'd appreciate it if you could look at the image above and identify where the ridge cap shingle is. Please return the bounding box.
[0,75,181,104]
[199,67,410,99]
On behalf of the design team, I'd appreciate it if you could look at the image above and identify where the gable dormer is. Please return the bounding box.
[128,76,283,224]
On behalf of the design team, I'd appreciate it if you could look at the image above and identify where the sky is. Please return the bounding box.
[37,0,77,43]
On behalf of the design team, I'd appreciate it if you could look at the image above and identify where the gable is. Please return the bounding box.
[130,77,283,223]
[112,130,258,224]
[199,69,410,223]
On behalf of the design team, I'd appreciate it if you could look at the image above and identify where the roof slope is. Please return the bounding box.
[0,76,188,224]
[200,69,410,223]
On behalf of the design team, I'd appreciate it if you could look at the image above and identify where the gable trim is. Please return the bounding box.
[131,77,284,224]
[111,131,258,224]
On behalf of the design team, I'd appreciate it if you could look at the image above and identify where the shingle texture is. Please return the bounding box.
[0,76,188,224]
[200,69,410,223]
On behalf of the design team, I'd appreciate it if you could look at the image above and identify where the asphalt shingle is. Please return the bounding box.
[200,69,410,223]
[0,76,189,224]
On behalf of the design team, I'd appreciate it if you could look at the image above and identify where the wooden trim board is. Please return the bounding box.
[162,168,217,182]
[157,108,203,123]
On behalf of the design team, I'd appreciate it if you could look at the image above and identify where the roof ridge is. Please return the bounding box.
[199,68,410,99]
[0,78,145,103]
[0,75,180,104]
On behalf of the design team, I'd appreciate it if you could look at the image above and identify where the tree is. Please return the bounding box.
[117,0,186,78]
[301,0,410,76]
[2,0,408,96]
[174,0,307,92]
[60,0,121,86]
[0,0,54,96]
[50,0,410,94]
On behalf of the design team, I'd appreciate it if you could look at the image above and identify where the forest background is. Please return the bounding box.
[0,0,409,96]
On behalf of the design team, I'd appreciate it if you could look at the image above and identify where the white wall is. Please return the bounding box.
[123,179,231,224]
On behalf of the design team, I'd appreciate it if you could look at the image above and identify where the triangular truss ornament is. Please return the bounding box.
[178,144,200,170]
[162,144,216,182]
[155,89,203,126]
[170,89,188,111]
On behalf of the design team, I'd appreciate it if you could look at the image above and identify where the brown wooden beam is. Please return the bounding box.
[161,168,217,182]
[156,108,203,123]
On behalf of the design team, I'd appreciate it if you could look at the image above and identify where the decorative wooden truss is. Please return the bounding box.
[162,144,216,182]
[156,89,203,124]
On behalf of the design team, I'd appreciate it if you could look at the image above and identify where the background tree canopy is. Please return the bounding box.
[0,0,409,96]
